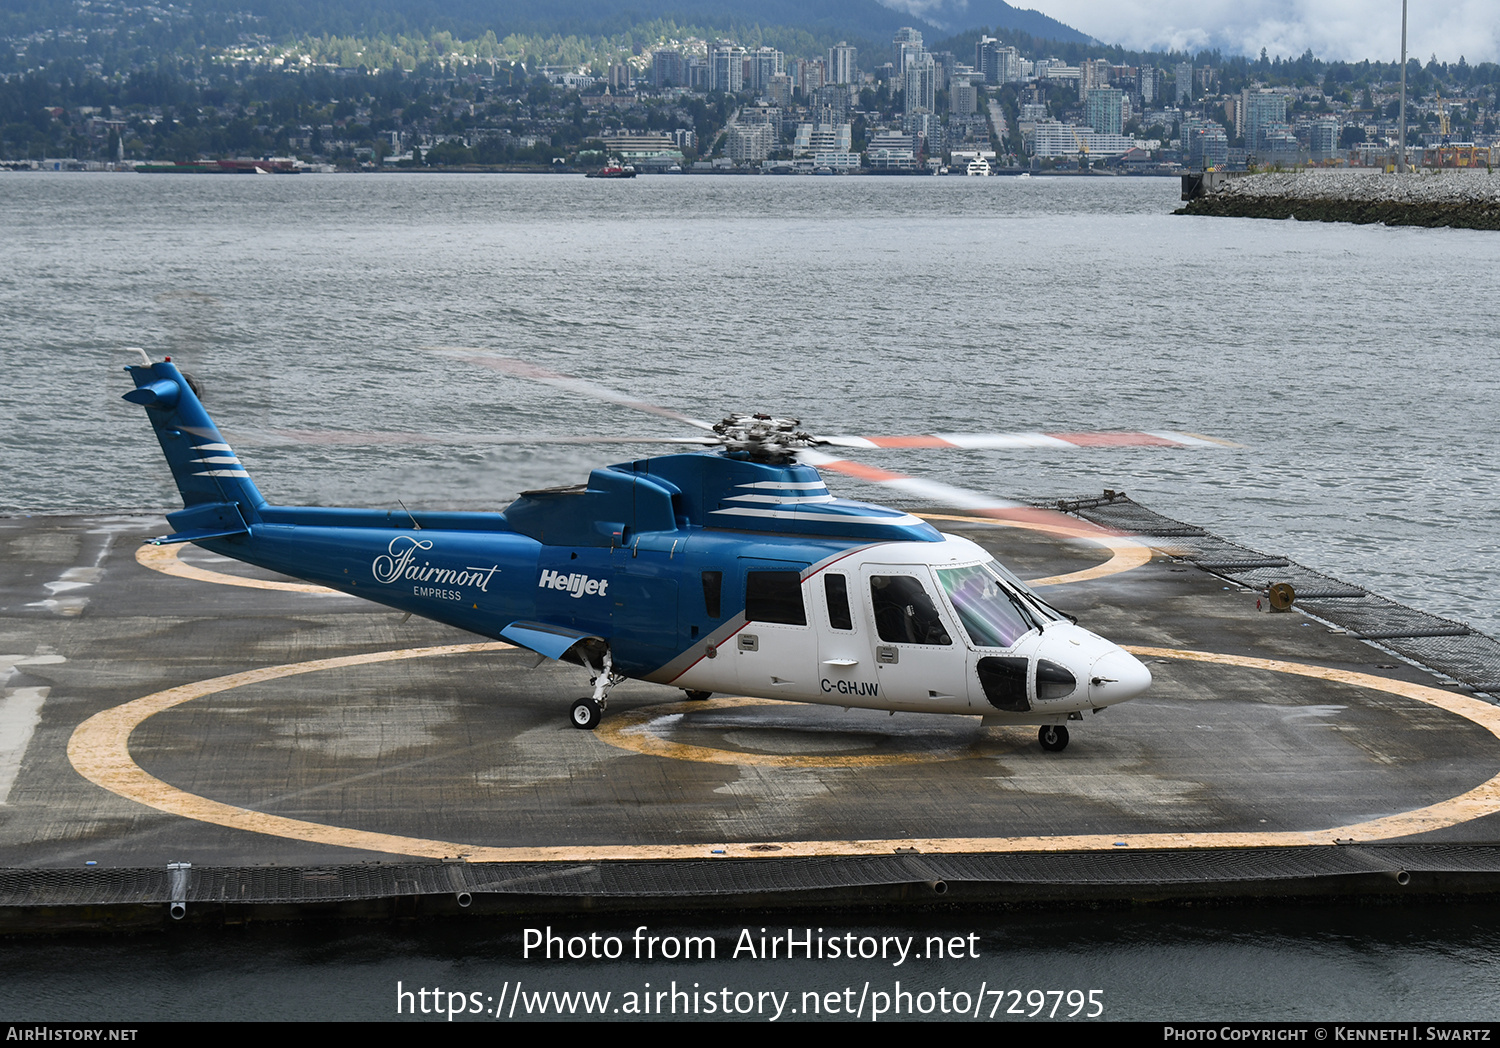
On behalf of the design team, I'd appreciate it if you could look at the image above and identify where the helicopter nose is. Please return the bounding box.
[1088,648,1151,706]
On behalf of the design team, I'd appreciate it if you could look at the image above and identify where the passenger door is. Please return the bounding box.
[734,558,817,699]
[859,564,970,712]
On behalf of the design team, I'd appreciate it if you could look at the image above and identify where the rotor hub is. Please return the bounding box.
[712,413,815,463]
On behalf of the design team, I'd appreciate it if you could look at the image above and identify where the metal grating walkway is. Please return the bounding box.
[1052,492,1500,701]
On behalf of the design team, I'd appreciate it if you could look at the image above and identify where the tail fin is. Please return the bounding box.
[124,357,266,542]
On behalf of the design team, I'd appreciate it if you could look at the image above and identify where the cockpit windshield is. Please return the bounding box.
[935,561,1047,649]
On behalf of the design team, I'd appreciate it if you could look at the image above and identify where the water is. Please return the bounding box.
[2,172,1498,1020]
[4,905,1500,1021]
[2,172,1496,633]
[4,906,1500,1021]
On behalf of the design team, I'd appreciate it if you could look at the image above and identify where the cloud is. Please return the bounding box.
[1016,0,1498,63]
[878,0,957,25]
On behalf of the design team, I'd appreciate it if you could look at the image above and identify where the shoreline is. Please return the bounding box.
[1178,170,1500,230]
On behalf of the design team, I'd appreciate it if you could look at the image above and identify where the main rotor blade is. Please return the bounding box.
[421,350,1239,452]
[224,429,719,448]
[797,448,1109,532]
[423,348,718,432]
[818,431,1240,450]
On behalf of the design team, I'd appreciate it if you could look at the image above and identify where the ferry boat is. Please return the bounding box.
[586,159,637,179]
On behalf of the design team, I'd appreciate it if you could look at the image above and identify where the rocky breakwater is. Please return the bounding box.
[1178,170,1500,230]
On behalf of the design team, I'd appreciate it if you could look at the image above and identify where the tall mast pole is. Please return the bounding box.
[1397,0,1408,172]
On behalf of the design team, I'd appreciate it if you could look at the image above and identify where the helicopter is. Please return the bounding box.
[121,351,1182,752]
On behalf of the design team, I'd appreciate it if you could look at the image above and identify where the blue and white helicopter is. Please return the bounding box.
[123,351,1167,752]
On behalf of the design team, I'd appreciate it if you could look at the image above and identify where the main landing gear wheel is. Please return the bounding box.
[571,698,602,730]
[683,690,713,701]
[1038,725,1069,752]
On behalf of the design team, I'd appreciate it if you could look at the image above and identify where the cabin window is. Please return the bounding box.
[870,575,951,646]
[824,573,854,631]
[701,570,723,619]
[746,570,806,626]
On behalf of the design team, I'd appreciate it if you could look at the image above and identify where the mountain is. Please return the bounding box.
[170,0,946,42]
[1,0,1095,67]
[167,0,1090,49]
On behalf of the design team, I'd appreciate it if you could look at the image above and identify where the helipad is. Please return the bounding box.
[3,506,1498,928]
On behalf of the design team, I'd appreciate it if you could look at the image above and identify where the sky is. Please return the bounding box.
[910,0,1500,64]
[1031,0,1496,63]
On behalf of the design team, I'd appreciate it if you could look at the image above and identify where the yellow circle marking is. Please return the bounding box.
[67,644,1500,862]
[916,512,1152,587]
[596,696,1015,768]
[136,542,337,593]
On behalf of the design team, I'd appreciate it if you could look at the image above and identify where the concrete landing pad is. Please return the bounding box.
[2,510,1498,922]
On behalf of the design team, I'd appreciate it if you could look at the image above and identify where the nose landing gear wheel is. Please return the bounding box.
[683,690,713,701]
[1038,725,1069,752]
[571,697,602,730]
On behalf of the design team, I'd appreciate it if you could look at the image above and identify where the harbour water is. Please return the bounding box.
[1,172,1498,1020]
[5,905,1500,1021]
[3,173,1497,634]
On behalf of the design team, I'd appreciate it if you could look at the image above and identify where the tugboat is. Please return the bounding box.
[585,157,637,178]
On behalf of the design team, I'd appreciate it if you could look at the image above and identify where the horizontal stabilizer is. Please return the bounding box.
[150,501,250,546]
[147,527,249,546]
[500,621,602,662]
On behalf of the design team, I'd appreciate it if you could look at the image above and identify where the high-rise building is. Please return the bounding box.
[1184,120,1228,168]
[765,74,793,109]
[1223,96,1242,137]
[904,51,937,117]
[827,43,857,85]
[651,50,684,90]
[1174,62,1193,104]
[740,104,782,140]
[809,84,848,126]
[1085,87,1124,135]
[950,77,978,117]
[796,58,826,95]
[975,38,1024,85]
[708,43,745,93]
[1264,128,1300,164]
[1000,47,1023,83]
[1310,118,1339,161]
[975,36,994,79]
[1241,89,1287,150]
[894,27,924,72]
[1138,67,1165,105]
[725,122,773,163]
[930,51,955,92]
[905,110,942,155]
[746,47,783,94]
[1079,59,1111,100]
